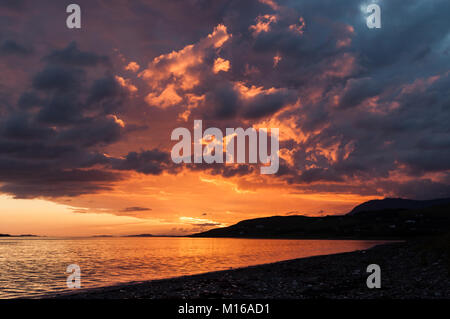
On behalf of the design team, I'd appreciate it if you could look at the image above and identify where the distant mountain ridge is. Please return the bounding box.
[191,197,450,239]
[347,197,450,215]
[0,234,39,237]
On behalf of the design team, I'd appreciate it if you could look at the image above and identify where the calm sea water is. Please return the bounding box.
[0,237,387,298]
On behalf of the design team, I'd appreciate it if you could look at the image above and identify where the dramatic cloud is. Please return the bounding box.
[0,0,449,203]
[112,149,177,175]
[44,42,109,67]
[0,42,131,198]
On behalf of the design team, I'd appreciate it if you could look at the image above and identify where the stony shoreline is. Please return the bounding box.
[46,239,450,299]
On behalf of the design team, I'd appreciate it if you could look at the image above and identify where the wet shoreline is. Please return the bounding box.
[44,240,450,299]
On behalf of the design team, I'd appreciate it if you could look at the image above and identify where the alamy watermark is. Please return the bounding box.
[66,3,380,30]
[66,264,81,289]
[366,264,381,288]
[171,120,279,175]
[366,4,381,29]
[66,4,81,29]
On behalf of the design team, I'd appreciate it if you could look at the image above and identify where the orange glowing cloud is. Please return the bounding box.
[213,57,230,73]
[259,0,280,11]
[107,114,126,128]
[145,84,183,109]
[115,75,137,93]
[125,61,140,72]
[289,17,306,36]
[234,82,286,100]
[250,14,278,36]
[140,24,231,91]
[273,53,282,67]
[139,24,231,114]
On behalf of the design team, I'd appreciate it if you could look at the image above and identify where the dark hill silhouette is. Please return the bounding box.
[190,198,450,239]
[347,197,450,215]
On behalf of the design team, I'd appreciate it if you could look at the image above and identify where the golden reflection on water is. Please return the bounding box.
[0,237,388,298]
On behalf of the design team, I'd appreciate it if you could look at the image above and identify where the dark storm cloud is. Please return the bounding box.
[55,117,123,147]
[0,0,25,11]
[17,92,43,110]
[0,147,121,197]
[87,75,126,113]
[242,0,450,199]
[201,82,297,119]
[206,83,240,118]
[1,113,54,140]
[36,93,84,125]
[187,162,257,178]
[108,147,257,179]
[295,168,344,184]
[0,39,32,56]
[112,149,177,175]
[0,42,131,198]
[381,179,450,201]
[336,77,381,109]
[32,65,83,92]
[44,42,109,67]
[241,88,297,118]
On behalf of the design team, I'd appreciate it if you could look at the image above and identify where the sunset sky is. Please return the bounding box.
[1,0,449,236]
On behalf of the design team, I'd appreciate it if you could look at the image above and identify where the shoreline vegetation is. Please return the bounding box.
[48,236,450,299]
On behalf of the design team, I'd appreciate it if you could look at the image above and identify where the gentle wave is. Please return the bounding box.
[0,237,388,298]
